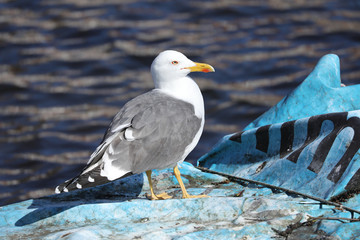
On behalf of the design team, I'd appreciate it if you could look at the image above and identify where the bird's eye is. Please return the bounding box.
[171,61,179,65]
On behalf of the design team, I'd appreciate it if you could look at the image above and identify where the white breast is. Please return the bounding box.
[156,76,205,119]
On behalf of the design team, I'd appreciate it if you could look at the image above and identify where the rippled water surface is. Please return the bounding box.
[1,0,360,205]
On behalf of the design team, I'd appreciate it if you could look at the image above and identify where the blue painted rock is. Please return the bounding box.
[199,110,360,200]
[199,54,360,200]
[0,162,348,239]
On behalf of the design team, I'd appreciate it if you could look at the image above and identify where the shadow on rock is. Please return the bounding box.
[15,174,144,226]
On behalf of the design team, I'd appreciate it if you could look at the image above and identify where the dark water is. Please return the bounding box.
[1,0,360,206]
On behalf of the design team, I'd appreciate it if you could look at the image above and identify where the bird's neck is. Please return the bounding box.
[154,76,204,119]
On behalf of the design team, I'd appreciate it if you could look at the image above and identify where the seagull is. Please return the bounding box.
[55,50,215,200]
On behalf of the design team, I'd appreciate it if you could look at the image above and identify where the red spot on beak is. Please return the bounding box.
[202,69,210,73]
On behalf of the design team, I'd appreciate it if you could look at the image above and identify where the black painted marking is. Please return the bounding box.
[280,120,295,158]
[228,111,360,187]
[229,131,244,143]
[285,112,360,184]
[286,114,331,163]
[256,125,270,153]
[307,113,349,173]
[327,116,360,183]
[345,167,360,192]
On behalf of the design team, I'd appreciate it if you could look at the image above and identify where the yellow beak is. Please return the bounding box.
[186,62,215,73]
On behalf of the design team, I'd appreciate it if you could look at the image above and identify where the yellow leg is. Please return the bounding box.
[173,165,208,199]
[145,170,172,200]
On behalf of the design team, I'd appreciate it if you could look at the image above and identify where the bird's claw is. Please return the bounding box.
[146,192,172,200]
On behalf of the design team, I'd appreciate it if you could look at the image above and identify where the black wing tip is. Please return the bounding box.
[54,178,75,194]
[54,169,133,194]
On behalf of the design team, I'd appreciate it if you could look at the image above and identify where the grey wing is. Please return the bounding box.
[55,91,202,193]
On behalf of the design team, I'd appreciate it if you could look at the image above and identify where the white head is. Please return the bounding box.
[151,50,214,89]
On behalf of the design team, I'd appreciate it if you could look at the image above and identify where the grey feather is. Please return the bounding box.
[103,89,202,173]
